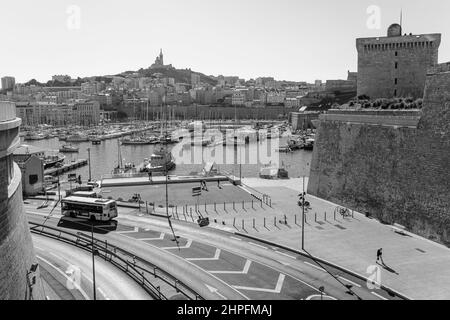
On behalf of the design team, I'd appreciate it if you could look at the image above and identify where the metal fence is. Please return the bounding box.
[29,222,203,300]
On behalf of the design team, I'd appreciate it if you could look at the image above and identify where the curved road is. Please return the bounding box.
[32,233,150,300]
[25,200,400,300]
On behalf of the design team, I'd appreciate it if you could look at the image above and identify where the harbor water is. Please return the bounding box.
[21,136,312,181]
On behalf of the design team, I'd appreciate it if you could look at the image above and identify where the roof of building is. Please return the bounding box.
[13,144,45,155]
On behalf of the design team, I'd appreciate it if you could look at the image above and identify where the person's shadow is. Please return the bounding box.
[377,261,399,275]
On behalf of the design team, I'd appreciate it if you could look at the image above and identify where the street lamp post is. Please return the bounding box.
[87,148,92,182]
[91,222,97,300]
[302,176,305,250]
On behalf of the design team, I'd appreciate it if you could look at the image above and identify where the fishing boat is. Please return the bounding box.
[121,136,156,145]
[288,139,304,150]
[43,154,66,169]
[66,134,89,142]
[59,145,79,153]
[303,138,315,151]
[91,138,101,145]
[277,146,292,153]
[24,133,47,141]
[159,134,178,145]
[141,148,176,173]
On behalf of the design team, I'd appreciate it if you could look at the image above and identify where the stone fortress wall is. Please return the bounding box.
[0,101,43,299]
[308,62,450,245]
[357,24,441,99]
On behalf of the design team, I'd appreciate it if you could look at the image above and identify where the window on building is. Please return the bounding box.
[395,78,398,85]
[394,89,397,97]
[29,174,38,185]
[395,62,398,69]
[395,51,398,56]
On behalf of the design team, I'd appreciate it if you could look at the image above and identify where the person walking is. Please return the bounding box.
[376,248,384,265]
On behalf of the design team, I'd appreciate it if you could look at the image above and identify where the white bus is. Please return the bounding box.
[61,196,118,221]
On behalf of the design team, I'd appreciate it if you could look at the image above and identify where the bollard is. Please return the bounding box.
[269,198,272,207]
[233,217,236,226]
[253,218,255,229]
[205,203,207,212]
[224,202,226,211]
[315,212,317,222]
[252,200,254,209]
[284,215,287,225]
[242,219,244,230]
[214,202,217,212]
[264,217,266,228]
[325,211,327,221]
[334,210,336,221]
[146,201,148,214]
[274,217,277,226]
[295,214,297,225]
[233,202,235,210]
[242,201,245,210]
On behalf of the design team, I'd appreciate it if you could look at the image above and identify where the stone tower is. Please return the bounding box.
[0,101,43,299]
[356,24,441,99]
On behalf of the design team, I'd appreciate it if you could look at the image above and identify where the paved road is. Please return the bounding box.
[25,199,400,300]
[32,233,150,300]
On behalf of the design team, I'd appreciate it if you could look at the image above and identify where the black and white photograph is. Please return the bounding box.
[1,0,449,311]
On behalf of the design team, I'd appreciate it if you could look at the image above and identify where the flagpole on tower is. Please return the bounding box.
[400,9,403,29]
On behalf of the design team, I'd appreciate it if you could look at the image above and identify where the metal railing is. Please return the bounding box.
[29,222,203,300]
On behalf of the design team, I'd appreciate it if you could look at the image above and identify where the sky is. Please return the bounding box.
[1,0,450,83]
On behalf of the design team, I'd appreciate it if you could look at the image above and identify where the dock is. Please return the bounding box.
[100,174,240,188]
[45,159,88,176]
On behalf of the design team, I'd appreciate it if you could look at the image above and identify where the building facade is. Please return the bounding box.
[356,24,441,99]
[1,77,16,91]
[0,101,43,299]
[72,101,100,126]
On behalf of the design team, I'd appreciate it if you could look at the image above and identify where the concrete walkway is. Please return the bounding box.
[147,177,450,300]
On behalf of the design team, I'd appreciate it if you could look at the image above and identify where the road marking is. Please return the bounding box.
[187,249,221,261]
[37,255,90,300]
[97,287,111,300]
[205,284,228,300]
[233,274,286,294]
[117,226,139,234]
[230,236,242,241]
[338,276,362,288]
[139,233,165,241]
[304,261,327,273]
[83,277,110,300]
[248,242,268,250]
[137,236,250,300]
[276,251,297,260]
[162,239,193,250]
[371,291,388,300]
[210,260,252,274]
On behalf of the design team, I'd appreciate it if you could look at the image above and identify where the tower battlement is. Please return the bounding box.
[356,24,441,99]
